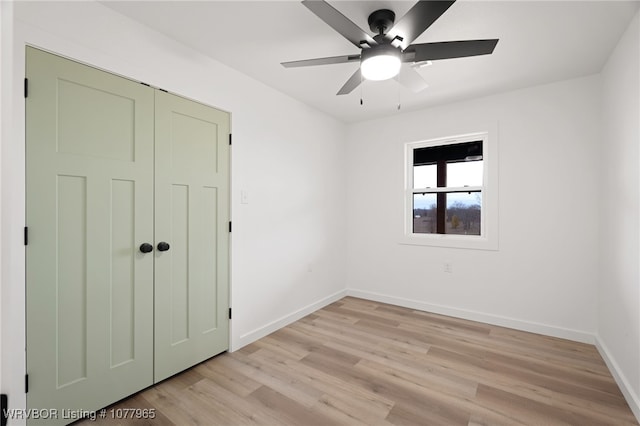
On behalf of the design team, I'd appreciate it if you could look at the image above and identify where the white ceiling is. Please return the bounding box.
[102,0,638,123]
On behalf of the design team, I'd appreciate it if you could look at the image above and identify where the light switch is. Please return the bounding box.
[240,190,249,204]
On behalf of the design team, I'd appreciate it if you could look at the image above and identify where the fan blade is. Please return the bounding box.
[281,54,360,68]
[337,68,362,95]
[398,67,428,93]
[410,39,499,61]
[386,1,456,50]
[302,0,377,49]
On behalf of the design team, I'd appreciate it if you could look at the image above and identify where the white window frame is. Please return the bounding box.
[401,130,499,250]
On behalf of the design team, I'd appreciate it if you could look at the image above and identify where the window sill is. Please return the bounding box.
[399,233,498,251]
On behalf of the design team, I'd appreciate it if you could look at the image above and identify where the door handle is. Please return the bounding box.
[139,243,153,253]
[157,242,170,252]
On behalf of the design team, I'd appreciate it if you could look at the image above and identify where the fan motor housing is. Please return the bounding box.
[368,9,395,34]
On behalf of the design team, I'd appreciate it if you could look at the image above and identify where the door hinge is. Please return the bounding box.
[228,308,232,320]
[24,78,28,98]
[1,394,7,426]
[25,374,29,394]
[24,227,28,246]
[229,221,232,233]
[229,134,232,145]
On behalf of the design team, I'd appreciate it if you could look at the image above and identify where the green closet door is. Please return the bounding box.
[154,91,230,382]
[25,47,155,424]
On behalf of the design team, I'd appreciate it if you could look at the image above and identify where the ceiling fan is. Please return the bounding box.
[281,0,499,95]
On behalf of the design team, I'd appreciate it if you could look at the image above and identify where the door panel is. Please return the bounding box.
[57,79,136,161]
[55,175,88,387]
[170,183,190,344]
[26,47,155,424]
[110,179,137,367]
[200,186,219,332]
[154,91,230,382]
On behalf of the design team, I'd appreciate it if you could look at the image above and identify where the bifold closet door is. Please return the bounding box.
[153,91,230,382]
[26,47,155,424]
[26,47,231,424]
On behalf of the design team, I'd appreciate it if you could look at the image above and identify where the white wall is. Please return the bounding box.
[346,75,601,342]
[597,10,640,419]
[0,0,347,415]
[0,0,15,404]
[0,0,11,395]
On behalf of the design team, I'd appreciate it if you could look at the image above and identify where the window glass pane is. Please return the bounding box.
[447,160,483,187]
[413,164,436,189]
[413,193,437,234]
[445,192,481,235]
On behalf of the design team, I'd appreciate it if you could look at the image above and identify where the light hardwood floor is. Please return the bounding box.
[79,297,638,425]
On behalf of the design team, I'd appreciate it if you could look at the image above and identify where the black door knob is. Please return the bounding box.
[157,242,170,252]
[139,243,153,253]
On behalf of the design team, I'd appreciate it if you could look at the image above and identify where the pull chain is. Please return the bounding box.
[396,74,401,110]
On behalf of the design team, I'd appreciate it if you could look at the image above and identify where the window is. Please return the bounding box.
[404,131,498,250]
[412,140,483,235]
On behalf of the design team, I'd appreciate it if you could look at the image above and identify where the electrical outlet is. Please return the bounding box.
[443,263,453,273]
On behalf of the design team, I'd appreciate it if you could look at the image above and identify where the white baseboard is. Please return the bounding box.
[595,335,640,423]
[346,288,595,344]
[232,289,347,351]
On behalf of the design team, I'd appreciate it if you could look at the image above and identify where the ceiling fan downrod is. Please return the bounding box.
[368,9,396,40]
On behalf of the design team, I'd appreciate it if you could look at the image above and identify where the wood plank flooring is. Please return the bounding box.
[78,297,638,425]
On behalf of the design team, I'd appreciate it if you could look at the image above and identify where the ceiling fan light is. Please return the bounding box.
[361,45,401,81]
[362,55,401,81]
